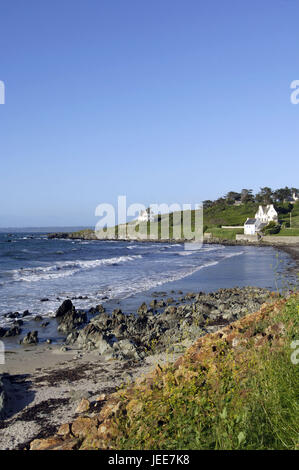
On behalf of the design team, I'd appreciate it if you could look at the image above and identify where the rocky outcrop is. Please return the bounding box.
[29,294,295,450]
[65,287,274,361]
[56,300,87,334]
[22,331,39,345]
[3,326,22,337]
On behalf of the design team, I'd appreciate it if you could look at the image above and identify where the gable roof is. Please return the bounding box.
[245,218,256,225]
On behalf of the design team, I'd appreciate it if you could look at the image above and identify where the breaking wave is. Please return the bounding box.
[10,255,143,283]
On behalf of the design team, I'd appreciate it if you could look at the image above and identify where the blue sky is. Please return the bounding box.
[0,0,298,227]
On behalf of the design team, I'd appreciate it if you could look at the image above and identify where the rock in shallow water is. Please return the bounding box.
[55,300,87,334]
[21,331,38,345]
[61,287,274,360]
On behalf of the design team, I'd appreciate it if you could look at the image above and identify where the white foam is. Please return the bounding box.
[10,255,143,283]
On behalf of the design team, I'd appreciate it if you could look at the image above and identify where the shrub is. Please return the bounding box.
[262,221,281,235]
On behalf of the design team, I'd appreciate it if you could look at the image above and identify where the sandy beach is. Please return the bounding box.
[0,343,180,450]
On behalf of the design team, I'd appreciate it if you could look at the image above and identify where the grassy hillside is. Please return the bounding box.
[203,202,258,227]
[57,201,299,241]
[103,293,299,450]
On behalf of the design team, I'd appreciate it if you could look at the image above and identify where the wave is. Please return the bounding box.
[176,251,194,256]
[111,250,245,300]
[106,260,221,301]
[9,255,143,283]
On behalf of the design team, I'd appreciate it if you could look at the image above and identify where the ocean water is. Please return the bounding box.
[0,232,295,329]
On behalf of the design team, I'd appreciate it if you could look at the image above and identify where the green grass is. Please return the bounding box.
[109,294,299,450]
[66,201,299,240]
[278,202,299,228]
[208,228,244,240]
[69,229,95,238]
[272,228,299,236]
[203,202,258,227]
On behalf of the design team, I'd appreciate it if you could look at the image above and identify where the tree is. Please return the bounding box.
[255,187,273,205]
[225,192,241,205]
[203,200,213,208]
[262,221,280,235]
[273,187,292,203]
[240,189,254,204]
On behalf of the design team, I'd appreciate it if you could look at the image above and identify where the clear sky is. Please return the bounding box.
[0,0,298,227]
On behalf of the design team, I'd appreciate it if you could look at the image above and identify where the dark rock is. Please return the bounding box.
[5,312,19,319]
[0,374,9,419]
[185,292,196,300]
[114,323,127,338]
[22,310,30,317]
[164,306,177,315]
[57,310,87,334]
[22,331,39,345]
[69,323,113,353]
[40,298,49,302]
[0,328,7,338]
[112,308,122,316]
[137,302,148,315]
[95,305,105,313]
[149,299,157,309]
[34,315,43,322]
[56,300,74,318]
[55,300,86,334]
[112,339,140,360]
[4,326,22,337]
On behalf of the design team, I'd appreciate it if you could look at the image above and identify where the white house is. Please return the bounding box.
[244,204,278,235]
[244,218,260,235]
[137,208,155,223]
[254,204,278,224]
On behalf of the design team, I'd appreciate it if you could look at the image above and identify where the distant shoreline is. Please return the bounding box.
[47,230,299,247]
[0,226,92,233]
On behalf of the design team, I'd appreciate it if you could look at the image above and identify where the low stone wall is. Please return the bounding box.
[236,234,259,242]
[221,226,243,229]
[262,236,299,245]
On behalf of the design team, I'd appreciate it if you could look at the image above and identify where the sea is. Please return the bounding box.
[0,230,296,344]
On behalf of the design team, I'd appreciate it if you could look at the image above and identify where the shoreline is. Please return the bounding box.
[0,285,279,449]
[0,244,298,450]
[0,243,297,349]
[47,231,299,247]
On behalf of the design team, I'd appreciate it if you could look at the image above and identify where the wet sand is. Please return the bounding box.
[0,343,180,450]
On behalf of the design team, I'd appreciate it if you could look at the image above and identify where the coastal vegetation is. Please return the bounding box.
[29,290,299,450]
[48,187,299,241]
[96,293,299,450]
[104,294,299,450]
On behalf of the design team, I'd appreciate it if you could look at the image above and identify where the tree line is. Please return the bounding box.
[203,187,299,208]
